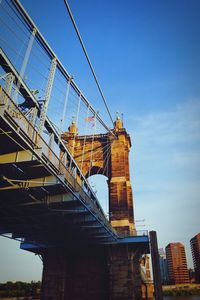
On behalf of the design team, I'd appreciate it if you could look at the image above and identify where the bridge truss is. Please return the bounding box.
[0,0,149,253]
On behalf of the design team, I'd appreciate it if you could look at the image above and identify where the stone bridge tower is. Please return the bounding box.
[62,116,135,236]
[40,118,147,300]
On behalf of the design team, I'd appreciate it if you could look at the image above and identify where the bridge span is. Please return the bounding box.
[0,1,150,299]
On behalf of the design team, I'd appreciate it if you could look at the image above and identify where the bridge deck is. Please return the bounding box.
[0,37,149,253]
[0,47,119,246]
[0,85,149,250]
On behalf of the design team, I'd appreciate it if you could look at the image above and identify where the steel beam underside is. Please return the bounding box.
[0,107,117,247]
[0,90,150,250]
[20,235,150,254]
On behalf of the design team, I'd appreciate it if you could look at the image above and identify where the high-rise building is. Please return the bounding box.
[190,233,200,283]
[158,248,169,285]
[166,243,189,284]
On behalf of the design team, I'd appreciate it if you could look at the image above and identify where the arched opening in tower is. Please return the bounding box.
[88,174,109,219]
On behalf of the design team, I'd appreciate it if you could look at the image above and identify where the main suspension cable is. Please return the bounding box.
[63,0,114,127]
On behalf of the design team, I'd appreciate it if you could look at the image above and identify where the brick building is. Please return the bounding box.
[190,233,200,283]
[166,243,189,284]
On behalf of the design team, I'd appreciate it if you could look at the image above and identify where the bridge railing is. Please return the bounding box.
[135,230,149,237]
[0,44,100,196]
[0,85,117,238]
[0,85,87,193]
[118,230,149,239]
[0,0,115,136]
[0,0,117,223]
[2,104,82,197]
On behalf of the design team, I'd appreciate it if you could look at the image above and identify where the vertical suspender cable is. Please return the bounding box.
[69,93,81,170]
[88,114,96,178]
[63,0,114,127]
[81,105,90,172]
[60,76,73,135]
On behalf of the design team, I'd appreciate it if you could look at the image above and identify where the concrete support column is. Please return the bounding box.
[149,231,163,300]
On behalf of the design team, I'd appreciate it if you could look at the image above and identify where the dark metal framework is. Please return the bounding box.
[0,0,149,252]
[0,48,118,247]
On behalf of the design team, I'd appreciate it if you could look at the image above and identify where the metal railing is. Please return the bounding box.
[0,86,117,239]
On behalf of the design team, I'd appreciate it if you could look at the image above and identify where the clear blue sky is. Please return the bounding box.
[0,0,200,282]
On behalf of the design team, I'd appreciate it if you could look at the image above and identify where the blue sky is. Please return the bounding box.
[0,0,200,281]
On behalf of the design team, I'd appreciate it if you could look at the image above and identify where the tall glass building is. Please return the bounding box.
[190,233,200,283]
[158,248,169,285]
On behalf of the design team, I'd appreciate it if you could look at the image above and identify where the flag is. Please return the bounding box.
[85,115,95,122]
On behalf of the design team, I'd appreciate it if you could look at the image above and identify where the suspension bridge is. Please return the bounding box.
[0,1,151,299]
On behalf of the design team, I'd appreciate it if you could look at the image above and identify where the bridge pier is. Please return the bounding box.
[40,246,109,300]
[40,243,143,300]
[109,244,142,300]
[0,1,151,297]
[39,117,146,300]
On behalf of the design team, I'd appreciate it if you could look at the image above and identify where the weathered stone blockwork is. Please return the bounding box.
[40,118,147,300]
[41,244,143,300]
[109,244,142,300]
[41,247,109,300]
[62,117,135,236]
